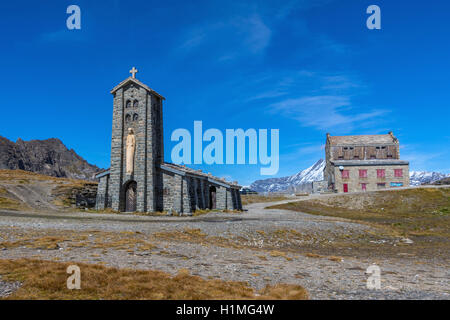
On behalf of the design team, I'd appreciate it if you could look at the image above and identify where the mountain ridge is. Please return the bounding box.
[250,159,325,193]
[0,136,101,181]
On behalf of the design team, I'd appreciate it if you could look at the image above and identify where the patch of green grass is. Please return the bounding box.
[269,187,450,239]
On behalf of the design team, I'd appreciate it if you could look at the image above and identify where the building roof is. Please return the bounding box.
[94,168,110,179]
[331,160,409,166]
[161,163,241,188]
[327,132,398,145]
[94,163,241,188]
[110,77,166,100]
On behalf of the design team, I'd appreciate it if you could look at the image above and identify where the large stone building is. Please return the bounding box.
[324,132,409,193]
[95,68,242,214]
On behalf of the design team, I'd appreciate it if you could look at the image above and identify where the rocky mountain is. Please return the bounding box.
[0,136,101,180]
[250,159,325,193]
[409,171,450,186]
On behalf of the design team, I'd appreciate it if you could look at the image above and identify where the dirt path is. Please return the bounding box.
[0,199,448,300]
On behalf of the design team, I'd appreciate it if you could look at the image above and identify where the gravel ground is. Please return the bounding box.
[0,277,22,298]
[0,199,449,300]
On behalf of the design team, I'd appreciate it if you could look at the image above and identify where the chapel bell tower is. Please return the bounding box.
[108,67,165,212]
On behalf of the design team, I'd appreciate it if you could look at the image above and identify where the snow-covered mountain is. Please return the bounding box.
[409,171,450,186]
[250,159,325,193]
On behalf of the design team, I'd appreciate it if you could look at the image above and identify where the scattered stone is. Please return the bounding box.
[400,238,414,244]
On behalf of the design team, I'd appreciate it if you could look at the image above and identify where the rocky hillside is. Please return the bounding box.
[250,159,325,193]
[0,136,101,181]
[0,170,98,211]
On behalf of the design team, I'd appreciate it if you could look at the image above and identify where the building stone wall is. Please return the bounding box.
[226,189,233,210]
[312,180,328,194]
[215,185,227,210]
[95,175,109,210]
[333,164,410,193]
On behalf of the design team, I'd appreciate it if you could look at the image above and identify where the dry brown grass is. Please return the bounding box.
[260,284,309,300]
[241,194,288,205]
[328,256,343,262]
[0,259,308,300]
[0,197,28,211]
[269,250,292,261]
[0,169,95,186]
[305,253,321,258]
[153,228,208,243]
[0,229,156,253]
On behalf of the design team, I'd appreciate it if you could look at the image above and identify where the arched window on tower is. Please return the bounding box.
[133,113,139,121]
[133,100,139,108]
[126,100,131,108]
[125,114,131,122]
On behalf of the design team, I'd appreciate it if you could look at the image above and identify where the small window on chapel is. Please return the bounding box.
[133,113,138,121]
[125,114,131,122]
[126,100,131,108]
[133,100,139,108]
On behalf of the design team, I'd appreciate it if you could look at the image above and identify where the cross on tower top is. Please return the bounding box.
[129,67,138,78]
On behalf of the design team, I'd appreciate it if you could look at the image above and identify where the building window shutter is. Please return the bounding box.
[377,169,385,178]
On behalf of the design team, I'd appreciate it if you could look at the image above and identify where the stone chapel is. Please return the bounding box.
[95,68,242,214]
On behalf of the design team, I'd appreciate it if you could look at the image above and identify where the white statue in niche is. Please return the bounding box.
[126,128,136,175]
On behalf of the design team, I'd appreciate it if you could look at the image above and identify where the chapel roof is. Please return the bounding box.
[110,77,166,100]
[94,164,241,188]
[161,162,241,188]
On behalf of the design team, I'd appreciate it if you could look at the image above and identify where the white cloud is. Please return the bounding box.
[270,95,386,132]
[176,14,271,61]
[400,144,447,172]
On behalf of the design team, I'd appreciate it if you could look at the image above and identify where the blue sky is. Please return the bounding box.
[1,0,449,185]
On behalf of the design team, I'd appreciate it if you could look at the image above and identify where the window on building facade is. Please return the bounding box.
[394,169,403,177]
[377,169,385,178]
[341,170,349,179]
[133,100,139,108]
[359,169,367,178]
[361,183,367,191]
[377,183,386,189]
[126,100,131,108]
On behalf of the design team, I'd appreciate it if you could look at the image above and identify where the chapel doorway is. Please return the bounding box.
[209,186,216,209]
[125,181,137,212]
